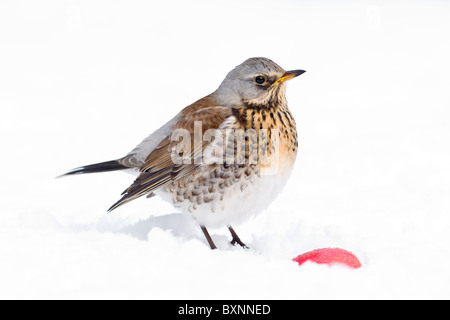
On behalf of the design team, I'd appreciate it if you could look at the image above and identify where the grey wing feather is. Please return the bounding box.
[123,113,182,168]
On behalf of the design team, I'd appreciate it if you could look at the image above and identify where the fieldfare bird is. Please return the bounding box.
[63,57,305,249]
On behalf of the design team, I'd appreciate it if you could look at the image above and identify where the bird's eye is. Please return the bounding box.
[254,75,267,85]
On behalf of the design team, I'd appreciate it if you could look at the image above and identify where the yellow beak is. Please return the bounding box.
[275,69,306,84]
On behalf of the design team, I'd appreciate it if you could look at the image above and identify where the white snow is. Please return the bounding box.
[1,0,450,299]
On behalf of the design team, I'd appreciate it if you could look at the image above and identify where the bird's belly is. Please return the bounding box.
[156,162,294,228]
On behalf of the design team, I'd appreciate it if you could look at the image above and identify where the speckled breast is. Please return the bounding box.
[161,103,298,227]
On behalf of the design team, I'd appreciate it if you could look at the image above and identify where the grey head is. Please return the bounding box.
[214,57,305,108]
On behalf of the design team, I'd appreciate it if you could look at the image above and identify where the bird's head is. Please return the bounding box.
[215,57,305,108]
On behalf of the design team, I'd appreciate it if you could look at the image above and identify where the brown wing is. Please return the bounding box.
[108,98,233,212]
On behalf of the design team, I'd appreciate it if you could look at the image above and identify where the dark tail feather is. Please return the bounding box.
[59,159,129,177]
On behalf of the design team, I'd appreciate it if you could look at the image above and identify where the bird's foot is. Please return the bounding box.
[230,238,249,249]
[228,226,249,249]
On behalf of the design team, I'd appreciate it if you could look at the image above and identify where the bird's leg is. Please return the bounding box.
[200,225,217,250]
[228,226,248,248]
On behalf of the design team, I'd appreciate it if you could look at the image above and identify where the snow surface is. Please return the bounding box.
[1,0,450,299]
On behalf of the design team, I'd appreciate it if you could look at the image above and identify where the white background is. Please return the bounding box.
[1,0,450,299]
